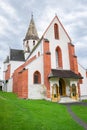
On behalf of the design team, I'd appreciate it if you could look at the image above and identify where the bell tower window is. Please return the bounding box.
[33,40,35,46]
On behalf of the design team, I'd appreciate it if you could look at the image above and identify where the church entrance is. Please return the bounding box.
[59,78,66,96]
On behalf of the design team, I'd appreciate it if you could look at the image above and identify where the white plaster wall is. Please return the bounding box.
[26,40,44,85]
[24,52,30,60]
[2,82,7,92]
[49,78,59,86]
[3,63,9,71]
[25,38,45,99]
[29,40,43,59]
[70,80,78,86]
[24,39,39,60]
[29,40,38,52]
[78,64,87,98]
[26,55,44,98]
[3,63,9,80]
[44,17,71,70]
[24,40,38,52]
[66,86,70,96]
[28,84,46,99]
[27,55,44,84]
[2,78,13,92]
[7,78,13,92]
[10,61,24,77]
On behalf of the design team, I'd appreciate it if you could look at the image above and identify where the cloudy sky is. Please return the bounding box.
[0,0,87,79]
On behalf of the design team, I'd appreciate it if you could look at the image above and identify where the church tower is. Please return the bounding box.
[23,14,39,60]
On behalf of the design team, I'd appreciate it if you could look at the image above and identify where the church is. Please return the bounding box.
[3,15,87,102]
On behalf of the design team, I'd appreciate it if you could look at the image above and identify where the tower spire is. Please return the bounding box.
[31,12,33,19]
[23,14,39,60]
[24,14,39,41]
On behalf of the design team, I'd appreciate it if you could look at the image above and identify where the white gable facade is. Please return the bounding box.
[25,16,87,102]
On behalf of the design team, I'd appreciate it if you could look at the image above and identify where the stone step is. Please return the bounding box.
[59,97,79,103]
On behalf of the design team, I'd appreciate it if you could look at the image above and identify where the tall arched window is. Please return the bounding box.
[55,46,63,68]
[54,23,59,39]
[55,50,58,67]
[33,71,41,84]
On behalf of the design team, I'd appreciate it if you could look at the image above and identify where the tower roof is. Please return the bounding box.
[24,15,39,41]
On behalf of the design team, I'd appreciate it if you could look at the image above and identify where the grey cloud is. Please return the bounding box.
[0,0,87,79]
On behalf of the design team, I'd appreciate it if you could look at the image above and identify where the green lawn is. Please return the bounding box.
[82,99,87,102]
[71,105,87,123]
[0,91,84,130]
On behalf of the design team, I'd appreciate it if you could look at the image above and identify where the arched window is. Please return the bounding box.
[33,71,41,84]
[55,46,63,68]
[33,40,35,46]
[54,23,59,39]
[55,50,58,67]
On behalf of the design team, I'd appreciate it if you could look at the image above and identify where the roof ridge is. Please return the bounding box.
[10,48,23,51]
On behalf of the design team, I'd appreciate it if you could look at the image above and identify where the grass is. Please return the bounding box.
[71,105,87,123]
[0,91,84,130]
[82,99,87,102]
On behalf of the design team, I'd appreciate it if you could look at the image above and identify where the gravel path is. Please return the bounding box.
[63,102,87,130]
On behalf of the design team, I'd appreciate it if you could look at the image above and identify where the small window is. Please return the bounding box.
[33,71,41,84]
[33,41,35,46]
[54,23,59,39]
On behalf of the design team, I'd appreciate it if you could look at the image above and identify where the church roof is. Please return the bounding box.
[24,15,39,41]
[10,49,25,61]
[49,69,82,79]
